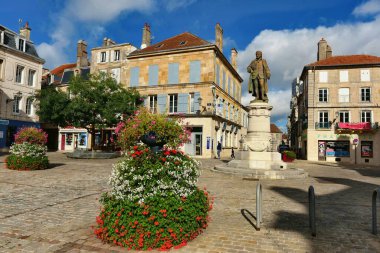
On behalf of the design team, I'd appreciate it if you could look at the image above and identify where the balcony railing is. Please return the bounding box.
[335,122,379,132]
[315,122,332,129]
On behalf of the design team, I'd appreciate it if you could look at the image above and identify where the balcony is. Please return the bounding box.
[335,122,379,133]
[315,122,332,129]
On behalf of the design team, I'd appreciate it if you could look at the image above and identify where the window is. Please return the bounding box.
[325,141,350,157]
[339,111,350,123]
[15,65,24,84]
[189,60,201,83]
[169,94,178,113]
[189,93,195,113]
[111,68,120,83]
[12,95,21,114]
[318,88,328,102]
[318,111,329,128]
[319,71,328,83]
[216,64,220,85]
[148,64,159,86]
[222,71,226,90]
[149,95,157,113]
[361,141,373,158]
[18,38,25,51]
[338,88,349,102]
[228,77,231,94]
[130,67,139,87]
[360,88,371,102]
[114,50,120,61]
[361,111,372,123]
[168,63,179,84]
[339,70,348,82]
[361,69,370,82]
[26,97,33,115]
[0,59,4,80]
[28,69,36,86]
[100,52,107,62]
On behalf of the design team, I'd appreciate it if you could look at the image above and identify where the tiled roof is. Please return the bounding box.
[270,124,282,133]
[307,55,380,67]
[50,63,76,76]
[129,32,212,56]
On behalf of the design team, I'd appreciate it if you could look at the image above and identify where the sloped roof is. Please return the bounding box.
[129,32,212,56]
[307,55,380,67]
[270,123,282,133]
[50,63,76,76]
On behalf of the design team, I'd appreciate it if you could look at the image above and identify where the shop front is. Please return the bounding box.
[58,127,88,151]
[0,119,40,151]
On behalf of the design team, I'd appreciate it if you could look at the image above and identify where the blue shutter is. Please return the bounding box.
[130,67,139,87]
[177,93,188,113]
[157,94,167,114]
[168,63,179,84]
[216,64,220,85]
[194,92,200,111]
[149,65,159,86]
[189,60,201,83]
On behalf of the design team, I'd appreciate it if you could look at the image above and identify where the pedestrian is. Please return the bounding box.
[231,147,235,159]
[217,141,222,159]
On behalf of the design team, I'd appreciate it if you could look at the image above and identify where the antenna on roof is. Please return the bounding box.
[18,18,23,30]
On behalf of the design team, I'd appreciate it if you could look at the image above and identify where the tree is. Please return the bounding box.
[36,73,143,150]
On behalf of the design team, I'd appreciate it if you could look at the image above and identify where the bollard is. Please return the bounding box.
[308,185,316,237]
[256,182,262,230]
[372,188,380,235]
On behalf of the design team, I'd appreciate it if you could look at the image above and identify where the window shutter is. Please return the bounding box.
[361,69,370,82]
[168,63,179,84]
[319,71,328,83]
[177,93,189,113]
[157,94,167,114]
[149,65,159,86]
[193,92,200,111]
[189,60,201,83]
[105,51,109,62]
[130,67,139,87]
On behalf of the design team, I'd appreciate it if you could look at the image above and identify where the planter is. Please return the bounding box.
[140,131,166,152]
[282,153,295,163]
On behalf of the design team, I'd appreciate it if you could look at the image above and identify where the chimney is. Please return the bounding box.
[317,38,327,61]
[141,23,151,49]
[326,44,332,59]
[103,37,108,47]
[231,48,238,69]
[19,21,31,41]
[215,23,223,52]
[76,40,88,68]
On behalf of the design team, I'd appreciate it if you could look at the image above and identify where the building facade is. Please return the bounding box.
[91,23,248,158]
[0,23,45,151]
[294,38,380,164]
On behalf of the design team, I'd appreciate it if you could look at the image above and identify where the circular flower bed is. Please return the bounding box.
[95,146,212,250]
[5,127,49,170]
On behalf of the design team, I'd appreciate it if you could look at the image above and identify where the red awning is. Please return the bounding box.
[338,122,371,130]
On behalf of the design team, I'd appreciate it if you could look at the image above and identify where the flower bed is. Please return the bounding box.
[5,127,49,170]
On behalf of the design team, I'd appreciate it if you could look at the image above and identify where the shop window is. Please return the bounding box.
[361,141,373,158]
[326,141,350,157]
[66,133,73,145]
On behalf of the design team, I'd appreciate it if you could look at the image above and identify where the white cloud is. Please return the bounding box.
[353,0,380,16]
[163,0,197,11]
[237,15,380,128]
[36,0,154,69]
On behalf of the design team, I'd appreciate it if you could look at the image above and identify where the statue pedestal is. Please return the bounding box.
[214,101,307,179]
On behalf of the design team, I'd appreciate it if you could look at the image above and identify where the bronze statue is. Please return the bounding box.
[247,51,271,102]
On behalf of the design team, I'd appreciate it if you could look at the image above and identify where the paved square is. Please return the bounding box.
[0,153,379,252]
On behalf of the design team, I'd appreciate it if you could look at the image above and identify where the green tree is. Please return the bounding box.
[36,73,143,150]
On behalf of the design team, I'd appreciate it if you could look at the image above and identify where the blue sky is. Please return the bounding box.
[2,0,380,131]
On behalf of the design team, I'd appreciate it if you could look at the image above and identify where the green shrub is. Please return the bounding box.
[283,150,296,159]
[6,154,49,170]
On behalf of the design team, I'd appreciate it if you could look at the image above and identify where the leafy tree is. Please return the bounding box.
[36,73,143,150]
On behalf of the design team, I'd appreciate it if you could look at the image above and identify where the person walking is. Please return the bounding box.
[217,141,222,159]
[231,147,235,159]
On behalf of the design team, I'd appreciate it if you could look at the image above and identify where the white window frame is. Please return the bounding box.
[28,69,36,86]
[318,88,328,102]
[12,95,21,114]
[318,111,329,128]
[338,88,349,103]
[169,94,178,114]
[149,95,157,114]
[100,51,107,62]
[189,93,195,113]
[319,71,328,83]
[15,65,24,84]
[18,38,25,52]
[339,111,350,123]
[339,70,348,82]
[26,97,33,116]
[360,87,371,102]
[114,50,120,61]
[361,110,372,123]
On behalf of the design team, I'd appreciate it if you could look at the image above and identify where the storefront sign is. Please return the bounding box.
[325,141,350,157]
[0,120,9,125]
[316,133,373,140]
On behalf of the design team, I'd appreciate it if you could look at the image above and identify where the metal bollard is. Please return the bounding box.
[256,182,263,230]
[372,188,380,235]
[308,185,316,237]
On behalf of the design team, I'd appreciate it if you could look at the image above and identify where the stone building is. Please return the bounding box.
[293,38,380,164]
[91,23,248,158]
[0,23,45,151]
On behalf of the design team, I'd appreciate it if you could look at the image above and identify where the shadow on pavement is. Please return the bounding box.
[241,209,260,230]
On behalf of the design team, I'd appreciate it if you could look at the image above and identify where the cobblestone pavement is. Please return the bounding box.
[0,153,379,253]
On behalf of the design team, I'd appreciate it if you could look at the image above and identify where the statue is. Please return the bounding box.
[247,51,271,102]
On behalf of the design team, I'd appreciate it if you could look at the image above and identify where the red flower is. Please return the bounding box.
[133,145,138,150]
[134,221,139,225]
[171,150,177,154]
[117,212,121,217]
[164,151,170,156]
[154,221,159,226]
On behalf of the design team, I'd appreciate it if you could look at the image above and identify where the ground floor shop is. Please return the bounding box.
[302,129,380,165]
[0,119,40,151]
[58,128,89,151]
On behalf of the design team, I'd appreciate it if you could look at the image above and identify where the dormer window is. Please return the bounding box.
[155,44,164,49]
[179,41,187,45]
[0,31,4,44]
[18,38,25,51]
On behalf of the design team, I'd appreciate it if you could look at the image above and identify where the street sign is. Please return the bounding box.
[353,138,359,145]
[0,119,9,125]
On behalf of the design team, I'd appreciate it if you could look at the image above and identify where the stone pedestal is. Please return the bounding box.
[214,101,307,179]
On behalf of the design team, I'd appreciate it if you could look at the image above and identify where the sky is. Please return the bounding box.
[2,0,380,131]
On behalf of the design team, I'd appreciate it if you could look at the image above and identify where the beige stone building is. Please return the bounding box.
[294,38,380,164]
[91,23,248,158]
[0,23,45,151]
